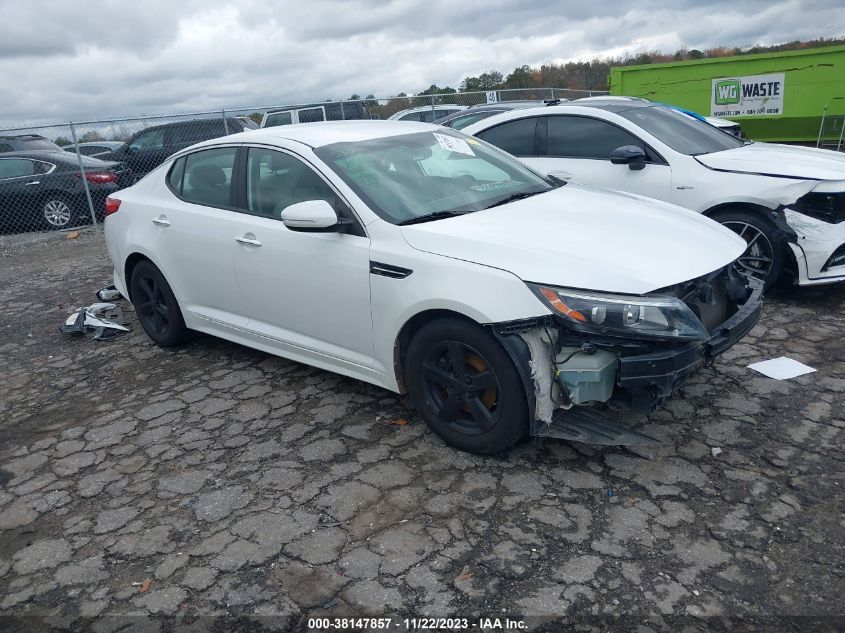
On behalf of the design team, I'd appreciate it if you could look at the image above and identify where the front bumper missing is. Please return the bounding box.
[617,277,764,413]
[494,277,764,446]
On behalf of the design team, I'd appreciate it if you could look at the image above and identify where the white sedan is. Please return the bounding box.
[463,99,845,288]
[104,121,762,454]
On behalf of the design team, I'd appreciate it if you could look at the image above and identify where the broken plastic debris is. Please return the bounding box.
[60,302,129,341]
[711,447,722,457]
[66,230,80,239]
[747,357,816,380]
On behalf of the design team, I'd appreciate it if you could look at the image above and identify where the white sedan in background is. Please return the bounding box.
[464,99,845,288]
[104,121,761,454]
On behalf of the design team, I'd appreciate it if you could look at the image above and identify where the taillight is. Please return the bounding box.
[105,197,121,216]
[76,171,118,184]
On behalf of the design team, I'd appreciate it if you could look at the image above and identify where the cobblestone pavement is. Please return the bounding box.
[1,230,843,631]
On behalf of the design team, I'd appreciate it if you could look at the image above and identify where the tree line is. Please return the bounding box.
[403,36,845,95]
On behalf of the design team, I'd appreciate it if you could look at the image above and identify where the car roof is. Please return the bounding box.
[0,134,48,140]
[189,120,444,150]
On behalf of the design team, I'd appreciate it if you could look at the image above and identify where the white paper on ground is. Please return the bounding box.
[747,357,817,380]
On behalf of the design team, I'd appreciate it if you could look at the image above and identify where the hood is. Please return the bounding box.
[696,142,845,180]
[400,184,746,295]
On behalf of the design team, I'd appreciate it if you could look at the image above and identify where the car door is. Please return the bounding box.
[152,146,247,328]
[231,146,374,369]
[536,115,672,199]
[474,117,541,171]
[0,158,45,228]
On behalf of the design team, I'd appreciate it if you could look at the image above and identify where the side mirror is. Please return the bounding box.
[610,145,646,171]
[125,145,137,155]
[281,200,348,232]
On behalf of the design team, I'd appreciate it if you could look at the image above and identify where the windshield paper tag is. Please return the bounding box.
[433,133,475,156]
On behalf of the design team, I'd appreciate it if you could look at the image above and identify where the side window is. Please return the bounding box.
[130,128,165,150]
[0,158,36,179]
[264,111,293,127]
[245,148,341,219]
[296,108,325,123]
[167,156,186,194]
[477,117,538,156]
[180,148,237,208]
[0,143,14,153]
[399,111,423,122]
[78,146,100,156]
[547,116,646,160]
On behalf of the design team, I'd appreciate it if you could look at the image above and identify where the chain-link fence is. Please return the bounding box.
[0,87,604,237]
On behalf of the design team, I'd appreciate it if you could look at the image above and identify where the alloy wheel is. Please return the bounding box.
[135,274,170,337]
[421,341,501,435]
[43,199,71,227]
[721,220,774,281]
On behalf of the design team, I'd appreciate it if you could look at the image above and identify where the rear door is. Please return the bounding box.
[474,116,542,171]
[150,146,246,328]
[536,114,673,199]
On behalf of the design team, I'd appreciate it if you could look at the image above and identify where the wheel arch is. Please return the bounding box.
[392,308,481,394]
[123,252,153,302]
[701,201,774,219]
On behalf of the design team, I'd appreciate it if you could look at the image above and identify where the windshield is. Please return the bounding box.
[314,131,554,224]
[618,106,744,155]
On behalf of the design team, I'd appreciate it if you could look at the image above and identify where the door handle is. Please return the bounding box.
[25,181,40,186]
[235,235,262,247]
[152,216,170,226]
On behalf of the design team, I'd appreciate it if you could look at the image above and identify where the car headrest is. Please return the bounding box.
[267,152,292,172]
[190,164,226,187]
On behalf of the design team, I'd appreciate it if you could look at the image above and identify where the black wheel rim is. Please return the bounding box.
[421,341,501,435]
[722,220,774,281]
[136,274,170,337]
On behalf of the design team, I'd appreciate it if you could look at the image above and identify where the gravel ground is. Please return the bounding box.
[0,230,843,632]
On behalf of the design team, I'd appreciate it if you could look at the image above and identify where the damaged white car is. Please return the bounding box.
[103,121,762,454]
[463,99,845,287]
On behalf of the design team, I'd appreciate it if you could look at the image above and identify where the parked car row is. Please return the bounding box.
[0,118,258,232]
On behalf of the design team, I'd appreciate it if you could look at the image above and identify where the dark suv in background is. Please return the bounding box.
[101,117,256,178]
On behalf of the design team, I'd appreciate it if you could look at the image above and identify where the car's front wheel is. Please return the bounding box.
[405,318,528,454]
[712,209,786,289]
[129,260,190,347]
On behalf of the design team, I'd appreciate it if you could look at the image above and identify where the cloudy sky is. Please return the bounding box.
[1,0,843,126]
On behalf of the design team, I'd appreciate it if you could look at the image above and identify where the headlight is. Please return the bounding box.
[529,284,709,341]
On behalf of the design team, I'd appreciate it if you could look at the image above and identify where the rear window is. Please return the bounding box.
[178,148,237,208]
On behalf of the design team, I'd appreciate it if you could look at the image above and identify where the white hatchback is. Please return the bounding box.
[104,121,762,454]
[464,100,845,288]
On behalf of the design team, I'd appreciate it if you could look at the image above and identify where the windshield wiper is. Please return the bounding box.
[483,189,545,210]
[397,210,467,226]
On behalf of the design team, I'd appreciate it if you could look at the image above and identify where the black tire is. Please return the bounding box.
[711,209,785,289]
[129,260,190,347]
[40,194,79,230]
[405,318,528,454]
